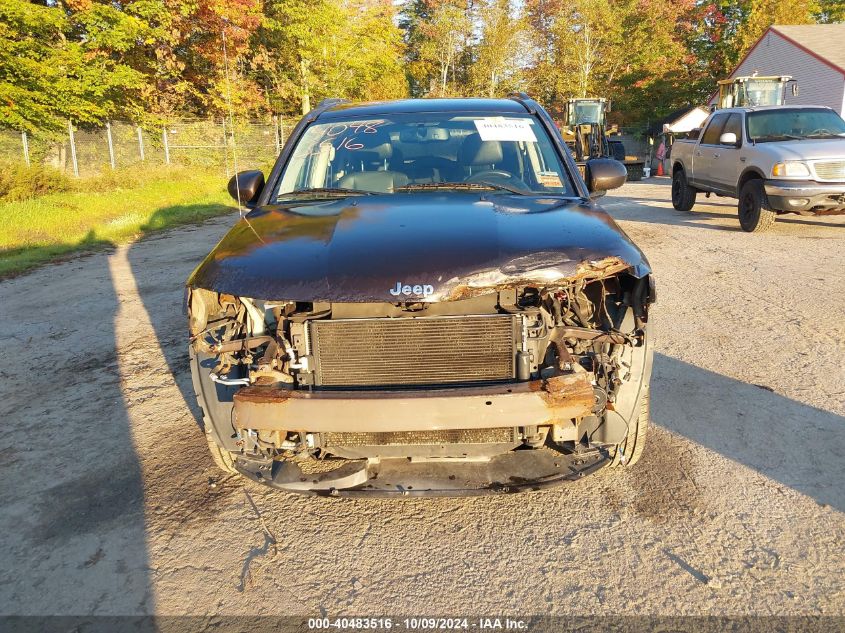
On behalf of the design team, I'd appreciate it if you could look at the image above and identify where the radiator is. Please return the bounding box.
[309,315,517,387]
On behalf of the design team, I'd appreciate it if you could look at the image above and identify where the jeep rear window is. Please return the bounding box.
[274,113,576,198]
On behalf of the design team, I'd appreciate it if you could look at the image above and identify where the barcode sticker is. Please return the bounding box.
[474,118,538,142]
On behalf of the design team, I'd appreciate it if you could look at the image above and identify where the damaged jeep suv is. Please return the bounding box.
[187,95,655,496]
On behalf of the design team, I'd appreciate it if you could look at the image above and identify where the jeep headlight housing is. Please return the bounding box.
[772,161,811,178]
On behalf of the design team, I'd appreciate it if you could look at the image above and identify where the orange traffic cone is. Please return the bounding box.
[656,161,664,177]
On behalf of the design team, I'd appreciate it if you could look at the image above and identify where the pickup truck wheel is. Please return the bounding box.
[738,179,776,233]
[609,385,650,467]
[671,169,697,211]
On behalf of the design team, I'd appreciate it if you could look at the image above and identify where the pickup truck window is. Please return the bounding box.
[721,114,743,145]
[746,108,845,142]
[701,114,728,145]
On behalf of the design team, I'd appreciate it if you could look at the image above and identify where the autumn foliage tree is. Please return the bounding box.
[252,0,407,116]
[0,0,841,136]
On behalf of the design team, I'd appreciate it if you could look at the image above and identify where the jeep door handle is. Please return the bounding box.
[713,153,720,158]
[740,156,746,162]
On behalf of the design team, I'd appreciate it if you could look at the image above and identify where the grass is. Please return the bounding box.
[0,166,236,277]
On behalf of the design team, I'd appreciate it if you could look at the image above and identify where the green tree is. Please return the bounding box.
[525,0,628,105]
[816,0,845,21]
[734,0,819,64]
[252,0,407,115]
[402,0,475,96]
[0,1,143,133]
[471,0,526,97]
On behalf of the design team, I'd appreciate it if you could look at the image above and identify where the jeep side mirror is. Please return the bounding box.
[719,132,739,146]
[586,158,627,197]
[228,170,265,208]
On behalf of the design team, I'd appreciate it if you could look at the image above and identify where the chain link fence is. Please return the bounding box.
[0,117,293,178]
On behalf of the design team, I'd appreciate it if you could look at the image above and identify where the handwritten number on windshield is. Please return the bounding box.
[322,120,384,151]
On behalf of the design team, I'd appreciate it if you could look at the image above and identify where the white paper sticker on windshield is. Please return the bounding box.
[474,118,537,142]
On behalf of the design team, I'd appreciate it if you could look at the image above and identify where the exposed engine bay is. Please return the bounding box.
[188,266,654,480]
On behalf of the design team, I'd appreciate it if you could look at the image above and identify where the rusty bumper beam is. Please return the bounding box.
[232,373,595,433]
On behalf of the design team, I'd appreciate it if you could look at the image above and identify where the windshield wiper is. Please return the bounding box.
[281,187,377,199]
[752,134,804,142]
[804,133,845,139]
[395,181,529,195]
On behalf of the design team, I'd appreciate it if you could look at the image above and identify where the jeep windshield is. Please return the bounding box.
[747,108,845,142]
[274,112,576,200]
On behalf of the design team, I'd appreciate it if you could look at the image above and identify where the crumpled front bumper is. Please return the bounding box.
[234,448,609,497]
[232,373,596,434]
[765,180,845,214]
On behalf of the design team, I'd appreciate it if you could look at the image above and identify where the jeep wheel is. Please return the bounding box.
[190,345,239,474]
[738,179,776,233]
[671,169,697,211]
[609,385,650,467]
[205,430,237,474]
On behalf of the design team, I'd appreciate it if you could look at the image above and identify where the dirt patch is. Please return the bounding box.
[2,187,845,616]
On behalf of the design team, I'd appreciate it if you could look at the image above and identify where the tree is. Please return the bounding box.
[252,0,407,116]
[402,0,475,96]
[687,0,820,83]
[471,0,526,97]
[816,0,845,22]
[733,0,818,65]
[611,0,702,124]
[524,0,627,105]
[121,0,264,119]
[0,1,144,134]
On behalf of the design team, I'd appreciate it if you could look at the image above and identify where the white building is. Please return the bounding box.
[709,24,845,114]
[660,106,711,135]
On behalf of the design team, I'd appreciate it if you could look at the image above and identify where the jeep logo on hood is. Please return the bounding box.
[390,281,434,298]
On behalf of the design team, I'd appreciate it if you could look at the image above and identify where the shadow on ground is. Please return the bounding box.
[0,201,234,279]
[613,180,845,231]
[127,204,240,428]
[0,250,152,614]
[651,353,845,513]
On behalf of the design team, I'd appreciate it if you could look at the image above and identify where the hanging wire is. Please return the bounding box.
[221,28,244,216]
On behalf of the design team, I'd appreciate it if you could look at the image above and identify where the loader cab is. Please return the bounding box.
[561,98,610,161]
[716,76,797,110]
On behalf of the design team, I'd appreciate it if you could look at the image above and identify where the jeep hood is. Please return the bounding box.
[187,192,650,302]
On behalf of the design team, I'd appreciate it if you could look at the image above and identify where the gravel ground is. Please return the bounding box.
[0,179,843,617]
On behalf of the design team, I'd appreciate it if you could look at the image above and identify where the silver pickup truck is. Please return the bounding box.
[671,105,845,232]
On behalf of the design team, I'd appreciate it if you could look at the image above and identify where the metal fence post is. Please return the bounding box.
[273,115,281,154]
[106,121,116,170]
[68,120,79,177]
[137,125,144,163]
[137,126,145,162]
[162,126,170,165]
[21,131,30,167]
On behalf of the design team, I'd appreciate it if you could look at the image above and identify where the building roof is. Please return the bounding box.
[647,106,710,136]
[320,98,529,119]
[770,24,845,75]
